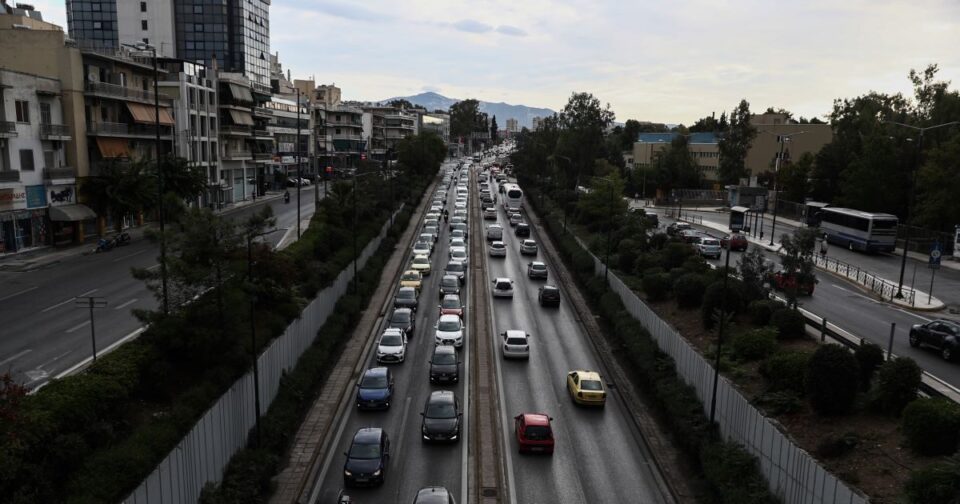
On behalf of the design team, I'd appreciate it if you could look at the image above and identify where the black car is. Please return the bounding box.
[515,223,531,238]
[439,274,461,300]
[388,307,415,335]
[420,391,462,443]
[909,319,960,361]
[538,285,561,307]
[355,367,394,410]
[413,486,457,504]
[666,222,691,236]
[429,345,460,383]
[343,428,390,487]
[644,211,659,228]
[394,287,419,311]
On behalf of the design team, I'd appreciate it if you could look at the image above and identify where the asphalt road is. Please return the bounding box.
[486,181,669,503]
[313,162,467,503]
[0,193,318,390]
[652,211,960,394]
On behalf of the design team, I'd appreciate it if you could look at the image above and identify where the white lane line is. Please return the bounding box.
[65,320,91,333]
[38,350,72,369]
[0,349,31,367]
[894,309,934,323]
[0,286,38,302]
[114,298,139,311]
[146,264,161,271]
[111,249,147,262]
[390,396,414,502]
[49,327,147,384]
[41,288,99,313]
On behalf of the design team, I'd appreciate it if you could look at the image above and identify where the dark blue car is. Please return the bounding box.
[343,428,390,487]
[356,367,394,410]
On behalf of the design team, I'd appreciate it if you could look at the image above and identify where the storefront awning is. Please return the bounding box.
[229,83,254,103]
[228,109,254,126]
[96,138,130,158]
[125,103,175,126]
[49,204,96,222]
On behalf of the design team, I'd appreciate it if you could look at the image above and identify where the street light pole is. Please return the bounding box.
[296,88,303,239]
[709,240,733,425]
[769,134,788,246]
[247,233,262,448]
[884,120,959,298]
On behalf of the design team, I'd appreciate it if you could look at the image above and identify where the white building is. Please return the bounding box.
[116,0,176,56]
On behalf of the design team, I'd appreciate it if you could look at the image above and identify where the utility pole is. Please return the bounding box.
[75,296,107,361]
[296,88,302,239]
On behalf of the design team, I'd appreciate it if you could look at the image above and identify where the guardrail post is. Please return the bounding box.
[887,322,896,361]
[821,317,827,342]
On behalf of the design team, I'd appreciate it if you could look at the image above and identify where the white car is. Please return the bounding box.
[508,212,523,227]
[454,209,468,220]
[420,233,437,247]
[413,241,432,257]
[501,330,530,359]
[492,277,514,298]
[519,239,538,255]
[435,314,465,348]
[450,247,468,264]
[450,229,467,242]
[489,241,506,257]
[424,225,439,240]
[454,201,467,211]
[449,237,466,249]
[377,328,407,363]
[483,207,498,220]
[486,224,504,242]
[430,205,443,214]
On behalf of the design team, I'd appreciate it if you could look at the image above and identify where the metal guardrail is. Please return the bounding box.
[812,254,916,306]
[40,123,70,138]
[663,208,703,225]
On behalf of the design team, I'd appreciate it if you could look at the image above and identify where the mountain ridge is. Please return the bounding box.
[381,91,555,130]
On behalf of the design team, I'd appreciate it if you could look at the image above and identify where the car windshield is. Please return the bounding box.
[392,311,410,323]
[425,401,457,418]
[349,441,380,460]
[496,281,511,289]
[438,320,461,331]
[433,352,456,365]
[581,379,603,391]
[381,334,403,346]
[702,240,719,246]
[442,298,461,309]
[452,251,466,259]
[532,264,545,270]
[447,263,463,272]
[524,425,551,440]
[398,289,415,299]
[442,278,458,288]
[413,257,429,265]
[360,375,388,388]
[402,272,418,280]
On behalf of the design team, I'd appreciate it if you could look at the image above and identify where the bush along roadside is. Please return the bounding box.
[526,191,779,504]
[0,169,436,504]
[198,201,414,504]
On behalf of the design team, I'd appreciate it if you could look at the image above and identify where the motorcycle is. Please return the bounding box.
[110,231,131,248]
[94,237,114,253]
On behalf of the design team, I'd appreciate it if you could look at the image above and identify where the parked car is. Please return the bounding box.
[566,370,607,407]
[420,390,462,443]
[492,277,514,298]
[489,240,507,257]
[909,320,960,361]
[393,286,419,311]
[413,242,432,257]
[429,345,460,383]
[434,314,464,348]
[514,413,554,454]
[376,328,407,364]
[355,367,394,410]
[445,260,467,284]
[501,330,530,359]
[387,307,415,335]
[519,239,538,256]
[695,236,722,259]
[643,211,659,227]
[666,222,691,236]
[343,428,390,487]
[439,294,464,317]
[720,232,749,251]
[486,224,504,242]
[527,261,548,280]
[679,229,702,243]
[538,285,561,307]
[439,274,461,299]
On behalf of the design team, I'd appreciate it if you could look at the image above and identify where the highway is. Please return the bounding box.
[0,193,318,390]
[312,161,468,503]
[485,177,671,503]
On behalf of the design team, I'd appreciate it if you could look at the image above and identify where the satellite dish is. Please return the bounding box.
[87,72,99,82]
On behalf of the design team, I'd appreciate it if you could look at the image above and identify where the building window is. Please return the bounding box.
[15,101,30,123]
[140,1,146,12]
[142,19,148,30]
[19,149,35,171]
[39,102,51,125]
[335,128,341,135]
[43,150,54,169]
[143,38,149,44]
[93,21,101,29]
[193,5,202,13]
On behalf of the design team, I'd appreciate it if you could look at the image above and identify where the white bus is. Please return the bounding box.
[816,207,898,253]
[502,183,523,212]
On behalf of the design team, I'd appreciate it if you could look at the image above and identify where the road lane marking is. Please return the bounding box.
[0,286,38,302]
[39,350,73,369]
[51,327,146,383]
[0,349,31,367]
[146,264,160,271]
[114,298,139,310]
[391,396,414,503]
[41,288,99,313]
[65,320,91,333]
[112,249,147,262]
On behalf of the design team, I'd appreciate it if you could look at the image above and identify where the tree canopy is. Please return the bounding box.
[717,99,757,185]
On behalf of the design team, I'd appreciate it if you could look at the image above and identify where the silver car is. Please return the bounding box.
[501,330,530,359]
[519,239,538,256]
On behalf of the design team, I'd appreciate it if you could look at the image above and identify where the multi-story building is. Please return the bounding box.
[422,112,450,143]
[217,71,271,202]
[531,116,543,131]
[263,95,309,181]
[631,132,721,182]
[158,58,223,208]
[322,103,364,169]
[383,109,416,151]
[505,118,519,133]
[745,113,833,176]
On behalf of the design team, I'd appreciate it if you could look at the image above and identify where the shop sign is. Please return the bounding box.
[0,186,27,211]
[48,184,76,207]
[26,185,48,209]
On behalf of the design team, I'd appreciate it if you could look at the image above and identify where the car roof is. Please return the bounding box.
[413,254,430,261]
[442,274,459,282]
[530,261,546,267]
[542,285,559,292]
[494,277,512,282]
[382,328,404,336]
[398,286,416,293]
[505,329,527,338]
[429,390,455,403]
[438,314,461,322]
[572,370,602,381]
[353,427,383,443]
[363,367,388,378]
[488,224,503,229]
[402,269,420,276]
[415,487,452,502]
[491,241,505,246]
[521,413,551,426]
[392,307,412,314]
[442,294,461,302]
[523,239,536,245]
[434,344,456,355]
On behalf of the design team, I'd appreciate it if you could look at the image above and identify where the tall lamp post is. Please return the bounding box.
[123,42,168,315]
[883,120,959,298]
[761,130,805,246]
[246,227,283,447]
[588,175,617,284]
[709,236,734,425]
[296,88,303,238]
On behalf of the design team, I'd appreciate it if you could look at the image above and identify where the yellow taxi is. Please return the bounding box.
[400,269,423,290]
[566,370,606,407]
[410,254,432,276]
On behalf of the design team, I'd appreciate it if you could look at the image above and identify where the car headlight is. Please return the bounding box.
[344,469,352,476]
[373,469,382,476]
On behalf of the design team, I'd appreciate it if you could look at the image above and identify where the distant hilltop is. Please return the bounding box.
[381,91,555,130]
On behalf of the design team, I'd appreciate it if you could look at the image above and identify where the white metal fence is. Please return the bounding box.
[121,206,402,504]
[588,251,869,504]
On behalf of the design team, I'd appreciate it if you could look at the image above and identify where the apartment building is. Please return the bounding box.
[505,118,519,133]
[217,71,271,202]
[631,132,721,182]
[745,113,833,176]
[263,95,309,181]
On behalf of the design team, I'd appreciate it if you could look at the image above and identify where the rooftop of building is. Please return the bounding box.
[636,132,719,144]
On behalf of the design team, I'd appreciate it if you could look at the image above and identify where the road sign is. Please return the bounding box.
[930,242,942,270]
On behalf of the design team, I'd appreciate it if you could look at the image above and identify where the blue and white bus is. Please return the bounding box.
[502,183,523,212]
[816,207,898,253]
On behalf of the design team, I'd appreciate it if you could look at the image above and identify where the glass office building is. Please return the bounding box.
[65,0,118,49]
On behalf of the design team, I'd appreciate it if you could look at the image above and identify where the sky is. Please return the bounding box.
[37,0,960,125]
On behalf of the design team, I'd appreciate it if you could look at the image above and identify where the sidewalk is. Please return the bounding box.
[0,192,283,273]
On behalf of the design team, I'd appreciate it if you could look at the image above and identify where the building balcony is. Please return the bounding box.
[223,149,252,161]
[326,119,363,127]
[40,123,72,141]
[252,129,272,139]
[0,121,17,138]
[87,121,173,139]
[253,152,272,160]
[85,81,171,105]
[221,124,252,136]
[0,170,21,183]
[43,167,77,181]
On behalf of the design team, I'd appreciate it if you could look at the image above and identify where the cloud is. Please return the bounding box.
[495,25,527,37]
[302,1,393,22]
[452,19,493,33]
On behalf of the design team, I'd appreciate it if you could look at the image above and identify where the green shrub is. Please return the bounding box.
[617,239,639,273]
[731,327,779,362]
[805,345,860,415]
[902,398,960,456]
[854,342,886,392]
[673,273,707,308]
[643,273,672,302]
[641,266,665,279]
[770,308,807,340]
[747,299,782,327]
[871,357,921,416]
[700,441,779,504]
[903,454,960,504]
[816,433,860,459]
[649,232,668,250]
[760,350,811,395]
[660,242,693,270]
[702,280,743,329]
[754,391,803,415]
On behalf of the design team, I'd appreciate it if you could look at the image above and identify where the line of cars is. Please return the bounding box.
[342,163,467,503]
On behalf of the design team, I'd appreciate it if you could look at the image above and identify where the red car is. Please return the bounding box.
[514,413,555,454]
[721,233,748,251]
[439,294,464,317]
[770,271,815,296]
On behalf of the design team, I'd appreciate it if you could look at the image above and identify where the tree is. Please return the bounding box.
[688,114,728,133]
[915,134,960,230]
[779,152,813,203]
[619,119,643,150]
[763,107,795,122]
[654,134,701,192]
[387,99,414,109]
[717,99,757,185]
[778,227,818,308]
[837,131,910,214]
[396,132,447,179]
[81,158,157,233]
[555,92,615,187]
[490,115,499,144]
[738,247,773,302]
[449,98,483,140]
[576,170,628,232]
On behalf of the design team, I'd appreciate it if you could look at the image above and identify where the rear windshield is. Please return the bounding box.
[349,442,380,460]
[872,219,898,230]
[497,281,511,289]
[581,379,603,391]
[360,374,388,388]
[442,298,460,309]
[398,290,415,299]
[433,352,457,365]
[506,337,527,345]
[447,263,464,272]
[425,401,456,419]
[391,311,410,323]
[524,426,551,440]
[381,334,403,346]
[507,189,522,198]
